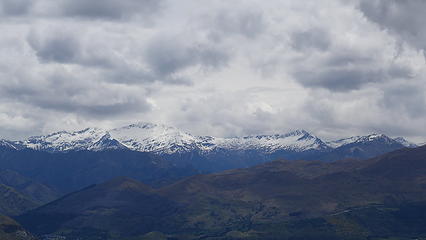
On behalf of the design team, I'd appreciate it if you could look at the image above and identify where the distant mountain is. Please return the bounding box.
[6,122,416,154]
[393,136,418,148]
[0,122,415,172]
[17,145,426,240]
[327,133,417,149]
[0,123,417,201]
[6,123,331,154]
[20,128,107,152]
[318,133,413,161]
[0,147,199,194]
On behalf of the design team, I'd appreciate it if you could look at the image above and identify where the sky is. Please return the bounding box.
[0,0,425,143]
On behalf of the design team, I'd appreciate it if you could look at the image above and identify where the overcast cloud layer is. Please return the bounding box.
[0,0,425,143]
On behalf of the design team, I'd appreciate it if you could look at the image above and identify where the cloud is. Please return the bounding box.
[288,27,414,92]
[205,8,266,40]
[59,0,163,20]
[380,83,426,118]
[0,0,164,22]
[0,67,152,118]
[0,0,32,16]
[27,28,81,64]
[359,0,426,57]
[0,0,425,143]
[143,34,230,83]
[293,60,413,92]
[290,28,331,51]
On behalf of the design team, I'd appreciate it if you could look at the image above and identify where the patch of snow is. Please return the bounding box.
[108,122,200,154]
[393,137,417,148]
[22,128,107,151]
[213,130,329,153]
[327,134,399,148]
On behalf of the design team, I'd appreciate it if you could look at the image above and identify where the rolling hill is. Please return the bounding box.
[17,145,426,239]
[0,169,60,216]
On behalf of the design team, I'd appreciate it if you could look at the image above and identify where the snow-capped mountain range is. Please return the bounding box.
[325,134,416,148]
[0,122,417,154]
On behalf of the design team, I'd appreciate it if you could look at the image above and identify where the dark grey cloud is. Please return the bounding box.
[291,28,331,51]
[60,0,163,20]
[0,68,151,119]
[27,27,116,68]
[292,49,413,92]
[33,96,150,118]
[26,25,231,85]
[295,65,412,92]
[26,26,154,86]
[1,0,163,22]
[27,30,81,64]
[294,68,380,91]
[359,0,426,56]
[143,35,230,83]
[0,0,32,16]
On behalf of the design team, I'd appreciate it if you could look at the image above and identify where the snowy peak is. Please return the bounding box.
[108,122,200,154]
[393,137,418,148]
[89,133,128,151]
[326,133,407,149]
[23,128,107,152]
[214,129,329,153]
[0,139,21,150]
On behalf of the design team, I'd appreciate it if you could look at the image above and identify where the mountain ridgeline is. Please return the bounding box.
[17,145,426,240]
[0,122,417,196]
[0,122,417,171]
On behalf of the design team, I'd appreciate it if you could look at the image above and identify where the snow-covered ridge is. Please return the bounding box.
[393,137,418,148]
[1,122,417,154]
[0,139,21,150]
[23,128,107,152]
[326,134,388,148]
[213,130,329,153]
[108,122,201,154]
[326,133,416,149]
